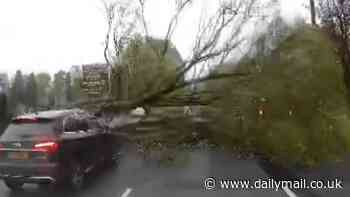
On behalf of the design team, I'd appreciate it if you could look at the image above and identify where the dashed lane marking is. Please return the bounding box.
[121,188,133,197]
[282,186,298,197]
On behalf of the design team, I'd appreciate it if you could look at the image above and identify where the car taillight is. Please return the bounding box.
[33,142,59,154]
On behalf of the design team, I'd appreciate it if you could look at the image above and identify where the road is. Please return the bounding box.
[0,143,348,197]
[0,143,288,197]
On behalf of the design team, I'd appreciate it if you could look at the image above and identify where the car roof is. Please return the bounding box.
[14,109,84,120]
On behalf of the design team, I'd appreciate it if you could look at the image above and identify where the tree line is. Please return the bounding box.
[4,70,84,117]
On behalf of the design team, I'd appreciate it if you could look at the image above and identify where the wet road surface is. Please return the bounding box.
[1,143,349,197]
[0,144,287,197]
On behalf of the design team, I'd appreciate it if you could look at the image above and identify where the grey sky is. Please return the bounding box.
[0,0,308,76]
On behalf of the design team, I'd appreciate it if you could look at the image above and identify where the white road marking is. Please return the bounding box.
[282,186,298,197]
[121,188,133,197]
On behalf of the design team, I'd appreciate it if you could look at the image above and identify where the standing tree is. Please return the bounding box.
[114,35,183,101]
[72,77,85,103]
[0,89,7,132]
[25,73,38,111]
[91,0,259,111]
[65,73,73,104]
[0,89,7,121]
[53,71,66,107]
[9,70,25,114]
[36,72,51,108]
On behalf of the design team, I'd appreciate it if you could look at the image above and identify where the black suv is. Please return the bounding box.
[0,109,118,190]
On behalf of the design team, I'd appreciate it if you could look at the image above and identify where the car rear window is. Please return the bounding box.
[1,122,58,141]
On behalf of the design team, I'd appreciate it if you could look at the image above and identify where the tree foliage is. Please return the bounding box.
[36,72,51,107]
[114,36,180,100]
[71,77,85,103]
[9,70,25,114]
[0,92,8,132]
[210,26,350,167]
[10,70,25,106]
[0,92,7,120]
[53,71,66,107]
[25,73,38,111]
[65,73,73,103]
[93,0,258,111]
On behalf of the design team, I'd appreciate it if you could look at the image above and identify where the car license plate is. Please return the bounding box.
[8,152,29,160]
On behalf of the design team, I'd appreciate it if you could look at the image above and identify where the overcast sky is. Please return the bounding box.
[0,0,308,76]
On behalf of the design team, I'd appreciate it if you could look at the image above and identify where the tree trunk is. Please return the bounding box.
[309,0,317,26]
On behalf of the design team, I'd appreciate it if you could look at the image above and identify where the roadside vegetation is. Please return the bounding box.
[91,0,350,168]
[135,24,350,168]
[207,26,350,167]
[1,0,350,169]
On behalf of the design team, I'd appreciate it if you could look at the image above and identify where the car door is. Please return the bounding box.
[60,115,96,170]
[86,118,107,164]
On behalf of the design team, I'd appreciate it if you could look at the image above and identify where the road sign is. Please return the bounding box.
[82,64,109,96]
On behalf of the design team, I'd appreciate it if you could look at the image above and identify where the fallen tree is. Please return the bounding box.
[81,0,270,112]
[210,26,350,167]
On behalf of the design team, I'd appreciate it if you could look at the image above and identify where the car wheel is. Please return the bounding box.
[69,162,85,191]
[4,180,24,190]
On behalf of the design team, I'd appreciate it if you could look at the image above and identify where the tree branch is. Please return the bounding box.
[78,71,249,112]
[89,0,258,112]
